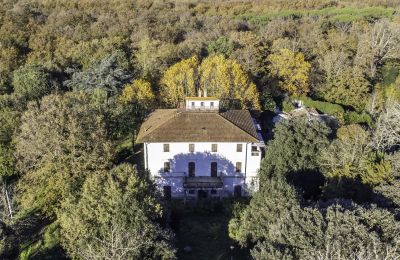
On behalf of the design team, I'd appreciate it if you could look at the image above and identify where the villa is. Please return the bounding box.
[136,93,264,199]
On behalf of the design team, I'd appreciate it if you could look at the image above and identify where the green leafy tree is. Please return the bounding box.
[261,117,331,180]
[322,68,370,111]
[16,92,113,216]
[229,177,400,259]
[58,164,176,259]
[206,36,235,57]
[12,64,51,101]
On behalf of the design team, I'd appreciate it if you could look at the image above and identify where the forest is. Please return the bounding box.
[0,0,400,259]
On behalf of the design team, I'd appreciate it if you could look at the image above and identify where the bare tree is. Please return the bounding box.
[308,240,399,260]
[355,20,400,79]
[373,101,400,151]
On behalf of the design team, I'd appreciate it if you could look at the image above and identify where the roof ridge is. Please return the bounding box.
[217,111,258,142]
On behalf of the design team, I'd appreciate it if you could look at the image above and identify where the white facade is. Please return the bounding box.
[144,141,262,198]
[185,98,220,110]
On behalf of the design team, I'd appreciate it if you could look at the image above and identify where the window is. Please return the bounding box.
[188,190,195,195]
[210,102,214,108]
[211,144,217,152]
[163,144,169,152]
[200,102,205,107]
[188,162,195,177]
[164,162,170,173]
[189,143,195,153]
[191,102,195,108]
[237,144,243,152]
[210,190,217,195]
[163,186,171,199]
[236,162,242,173]
[251,146,259,156]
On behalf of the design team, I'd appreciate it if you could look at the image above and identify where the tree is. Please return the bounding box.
[120,79,155,109]
[199,55,260,109]
[261,117,331,180]
[373,101,400,151]
[229,176,400,259]
[320,125,392,201]
[206,36,235,57]
[160,55,260,109]
[12,64,51,101]
[355,20,400,79]
[58,164,176,259]
[16,93,113,216]
[160,56,199,106]
[64,54,132,101]
[321,68,370,111]
[267,49,311,96]
[0,46,19,94]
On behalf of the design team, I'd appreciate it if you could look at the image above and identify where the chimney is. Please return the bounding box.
[204,88,207,97]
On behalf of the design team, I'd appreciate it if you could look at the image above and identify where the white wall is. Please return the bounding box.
[144,142,262,197]
[185,99,219,110]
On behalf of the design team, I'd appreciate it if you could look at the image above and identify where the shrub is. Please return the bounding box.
[344,111,372,126]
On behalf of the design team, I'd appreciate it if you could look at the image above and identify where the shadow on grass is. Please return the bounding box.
[167,199,250,260]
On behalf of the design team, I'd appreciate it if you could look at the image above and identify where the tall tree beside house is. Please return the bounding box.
[267,49,311,96]
[58,163,176,259]
[16,92,113,216]
[199,55,260,109]
[261,117,331,180]
[229,174,400,259]
[160,55,260,109]
[160,56,199,107]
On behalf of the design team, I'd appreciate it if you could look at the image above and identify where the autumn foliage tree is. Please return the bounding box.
[160,55,260,109]
[267,49,311,96]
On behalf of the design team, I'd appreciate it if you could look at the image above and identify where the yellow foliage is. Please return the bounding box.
[267,49,311,96]
[120,79,155,108]
[160,55,260,109]
[160,56,199,106]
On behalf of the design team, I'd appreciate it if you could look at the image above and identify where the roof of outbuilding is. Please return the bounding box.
[136,109,259,143]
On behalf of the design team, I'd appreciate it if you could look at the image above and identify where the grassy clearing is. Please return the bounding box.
[235,6,396,24]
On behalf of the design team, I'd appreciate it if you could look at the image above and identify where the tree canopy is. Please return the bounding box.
[160,55,261,109]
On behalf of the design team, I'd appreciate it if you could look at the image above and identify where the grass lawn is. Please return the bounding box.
[171,200,250,260]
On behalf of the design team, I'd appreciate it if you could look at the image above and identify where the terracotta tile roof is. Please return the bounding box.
[136,109,259,143]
